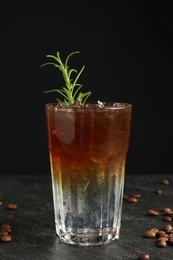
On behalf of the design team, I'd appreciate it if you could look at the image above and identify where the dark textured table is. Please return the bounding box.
[0,174,173,260]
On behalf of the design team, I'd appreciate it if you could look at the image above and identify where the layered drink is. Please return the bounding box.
[45,102,132,246]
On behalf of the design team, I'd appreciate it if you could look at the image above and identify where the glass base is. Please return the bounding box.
[57,227,119,246]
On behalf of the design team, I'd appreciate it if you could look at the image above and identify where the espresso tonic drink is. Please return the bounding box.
[45,102,132,246]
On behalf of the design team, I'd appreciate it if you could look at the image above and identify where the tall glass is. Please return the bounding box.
[45,102,132,246]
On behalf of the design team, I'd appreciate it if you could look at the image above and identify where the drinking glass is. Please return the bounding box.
[45,102,132,246]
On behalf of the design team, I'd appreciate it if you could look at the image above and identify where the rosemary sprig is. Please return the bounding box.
[41,51,91,106]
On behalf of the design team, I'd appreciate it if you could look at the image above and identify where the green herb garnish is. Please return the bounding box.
[41,51,91,107]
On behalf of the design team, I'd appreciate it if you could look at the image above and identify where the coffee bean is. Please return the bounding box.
[163,224,173,232]
[157,236,168,241]
[162,207,172,213]
[148,209,159,216]
[157,239,167,247]
[158,233,169,238]
[126,197,138,203]
[1,227,11,232]
[0,231,8,237]
[162,207,173,215]
[139,253,150,260]
[157,230,166,237]
[0,235,12,242]
[1,223,11,232]
[154,189,163,194]
[1,223,11,229]
[143,230,156,238]
[7,203,17,210]
[161,179,169,185]
[162,215,172,222]
[149,228,159,234]
[132,193,142,199]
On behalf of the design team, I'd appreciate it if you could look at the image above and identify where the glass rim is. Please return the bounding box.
[45,101,132,111]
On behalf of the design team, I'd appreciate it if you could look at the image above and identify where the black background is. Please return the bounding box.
[0,2,173,175]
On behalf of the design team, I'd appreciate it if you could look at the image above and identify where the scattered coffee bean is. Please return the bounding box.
[135,177,173,255]
[0,199,18,243]
[158,233,169,238]
[132,193,142,199]
[7,203,17,210]
[139,253,150,260]
[157,236,168,241]
[162,215,172,222]
[161,179,169,185]
[143,223,173,250]
[162,207,173,215]
[126,197,138,203]
[149,228,159,234]
[148,209,160,216]
[0,235,12,242]
[143,230,156,238]
[123,192,142,202]
[157,230,166,236]
[0,223,13,243]
[0,231,8,237]
[157,239,167,247]
[1,223,11,233]
[154,189,163,194]
[163,224,172,232]
[1,223,11,229]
